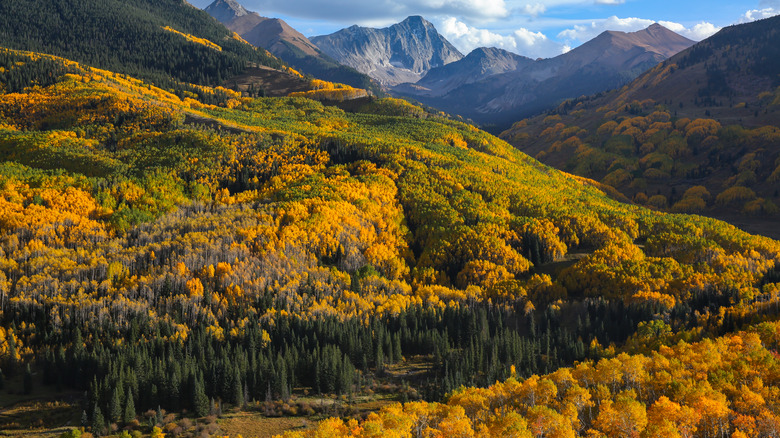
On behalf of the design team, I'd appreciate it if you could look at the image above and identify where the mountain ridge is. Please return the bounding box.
[204,0,382,94]
[394,47,534,98]
[311,16,464,86]
[394,23,694,130]
[499,15,780,232]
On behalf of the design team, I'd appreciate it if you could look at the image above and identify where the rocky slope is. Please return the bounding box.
[311,16,463,86]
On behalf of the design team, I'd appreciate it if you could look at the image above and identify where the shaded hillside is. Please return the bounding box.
[205,0,381,95]
[0,0,284,88]
[396,24,693,131]
[501,16,780,232]
[311,16,463,86]
[394,47,533,98]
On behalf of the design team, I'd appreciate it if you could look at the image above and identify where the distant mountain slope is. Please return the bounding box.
[0,0,284,88]
[205,0,381,95]
[206,0,320,56]
[396,24,694,130]
[500,15,780,232]
[311,16,464,86]
[394,47,533,98]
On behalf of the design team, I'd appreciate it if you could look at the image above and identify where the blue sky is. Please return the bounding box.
[189,0,780,58]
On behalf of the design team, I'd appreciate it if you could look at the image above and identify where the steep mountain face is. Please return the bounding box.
[394,47,533,98]
[395,24,694,130]
[499,15,780,234]
[311,16,464,86]
[205,0,380,94]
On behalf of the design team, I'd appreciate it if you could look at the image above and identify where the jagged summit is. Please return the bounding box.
[401,15,433,27]
[310,17,463,86]
[204,0,248,23]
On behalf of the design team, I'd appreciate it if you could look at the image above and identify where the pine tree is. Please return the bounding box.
[233,367,244,408]
[91,405,105,437]
[122,390,136,423]
[192,375,209,417]
[23,363,32,394]
[375,341,384,376]
[6,335,17,377]
[109,385,123,423]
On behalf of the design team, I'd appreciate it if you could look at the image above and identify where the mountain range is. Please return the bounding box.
[197,0,695,129]
[395,23,695,130]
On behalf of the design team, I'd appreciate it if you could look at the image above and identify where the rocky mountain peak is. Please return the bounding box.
[401,16,432,28]
[310,17,463,86]
[204,0,248,23]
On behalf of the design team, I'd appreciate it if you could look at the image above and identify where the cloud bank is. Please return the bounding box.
[557,16,721,44]
[439,17,565,58]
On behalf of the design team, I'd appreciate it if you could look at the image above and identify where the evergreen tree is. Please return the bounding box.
[192,375,209,417]
[122,389,136,423]
[91,405,105,436]
[6,335,17,377]
[110,385,123,423]
[23,363,32,394]
[232,367,244,408]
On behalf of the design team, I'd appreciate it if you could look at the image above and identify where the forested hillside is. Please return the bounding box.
[501,16,780,230]
[286,321,780,437]
[0,46,780,437]
[0,0,283,88]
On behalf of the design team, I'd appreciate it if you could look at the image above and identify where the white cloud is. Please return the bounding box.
[438,17,564,58]
[741,7,780,22]
[439,17,565,58]
[557,16,654,42]
[684,22,721,39]
[558,16,720,43]
[594,0,625,4]
[658,20,720,40]
[522,3,547,17]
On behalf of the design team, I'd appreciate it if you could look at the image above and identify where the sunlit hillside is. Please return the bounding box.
[0,46,779,437]
[501,15,780,235]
